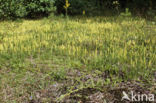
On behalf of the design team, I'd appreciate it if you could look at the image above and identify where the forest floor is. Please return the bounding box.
[0,16,155,102]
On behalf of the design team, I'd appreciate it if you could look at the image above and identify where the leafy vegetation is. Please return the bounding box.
[0,0,55,19]
[0,16,155,102]
[0,0,155,20]
[0,0,155,102]
[55,0,156,17]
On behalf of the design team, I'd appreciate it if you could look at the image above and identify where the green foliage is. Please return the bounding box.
[0,0,55,19]
[120,8,132,17]
[0,0,155,19]
[0,16,155,81]
[55,0,98,15]
[0,16,155,102]
[55,0,155,17]
[50,68,66,81]
[147,8,156,17]
[25,0,55,18]
[0,0,26,19]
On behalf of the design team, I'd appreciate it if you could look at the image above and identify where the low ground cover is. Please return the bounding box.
[0,16,155,102]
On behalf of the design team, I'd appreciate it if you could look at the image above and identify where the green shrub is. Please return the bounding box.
[0,0,27,19]
[0,0,55,20]
[25,0,55,18]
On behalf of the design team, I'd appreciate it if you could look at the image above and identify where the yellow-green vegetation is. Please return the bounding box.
[0,16,155,102]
